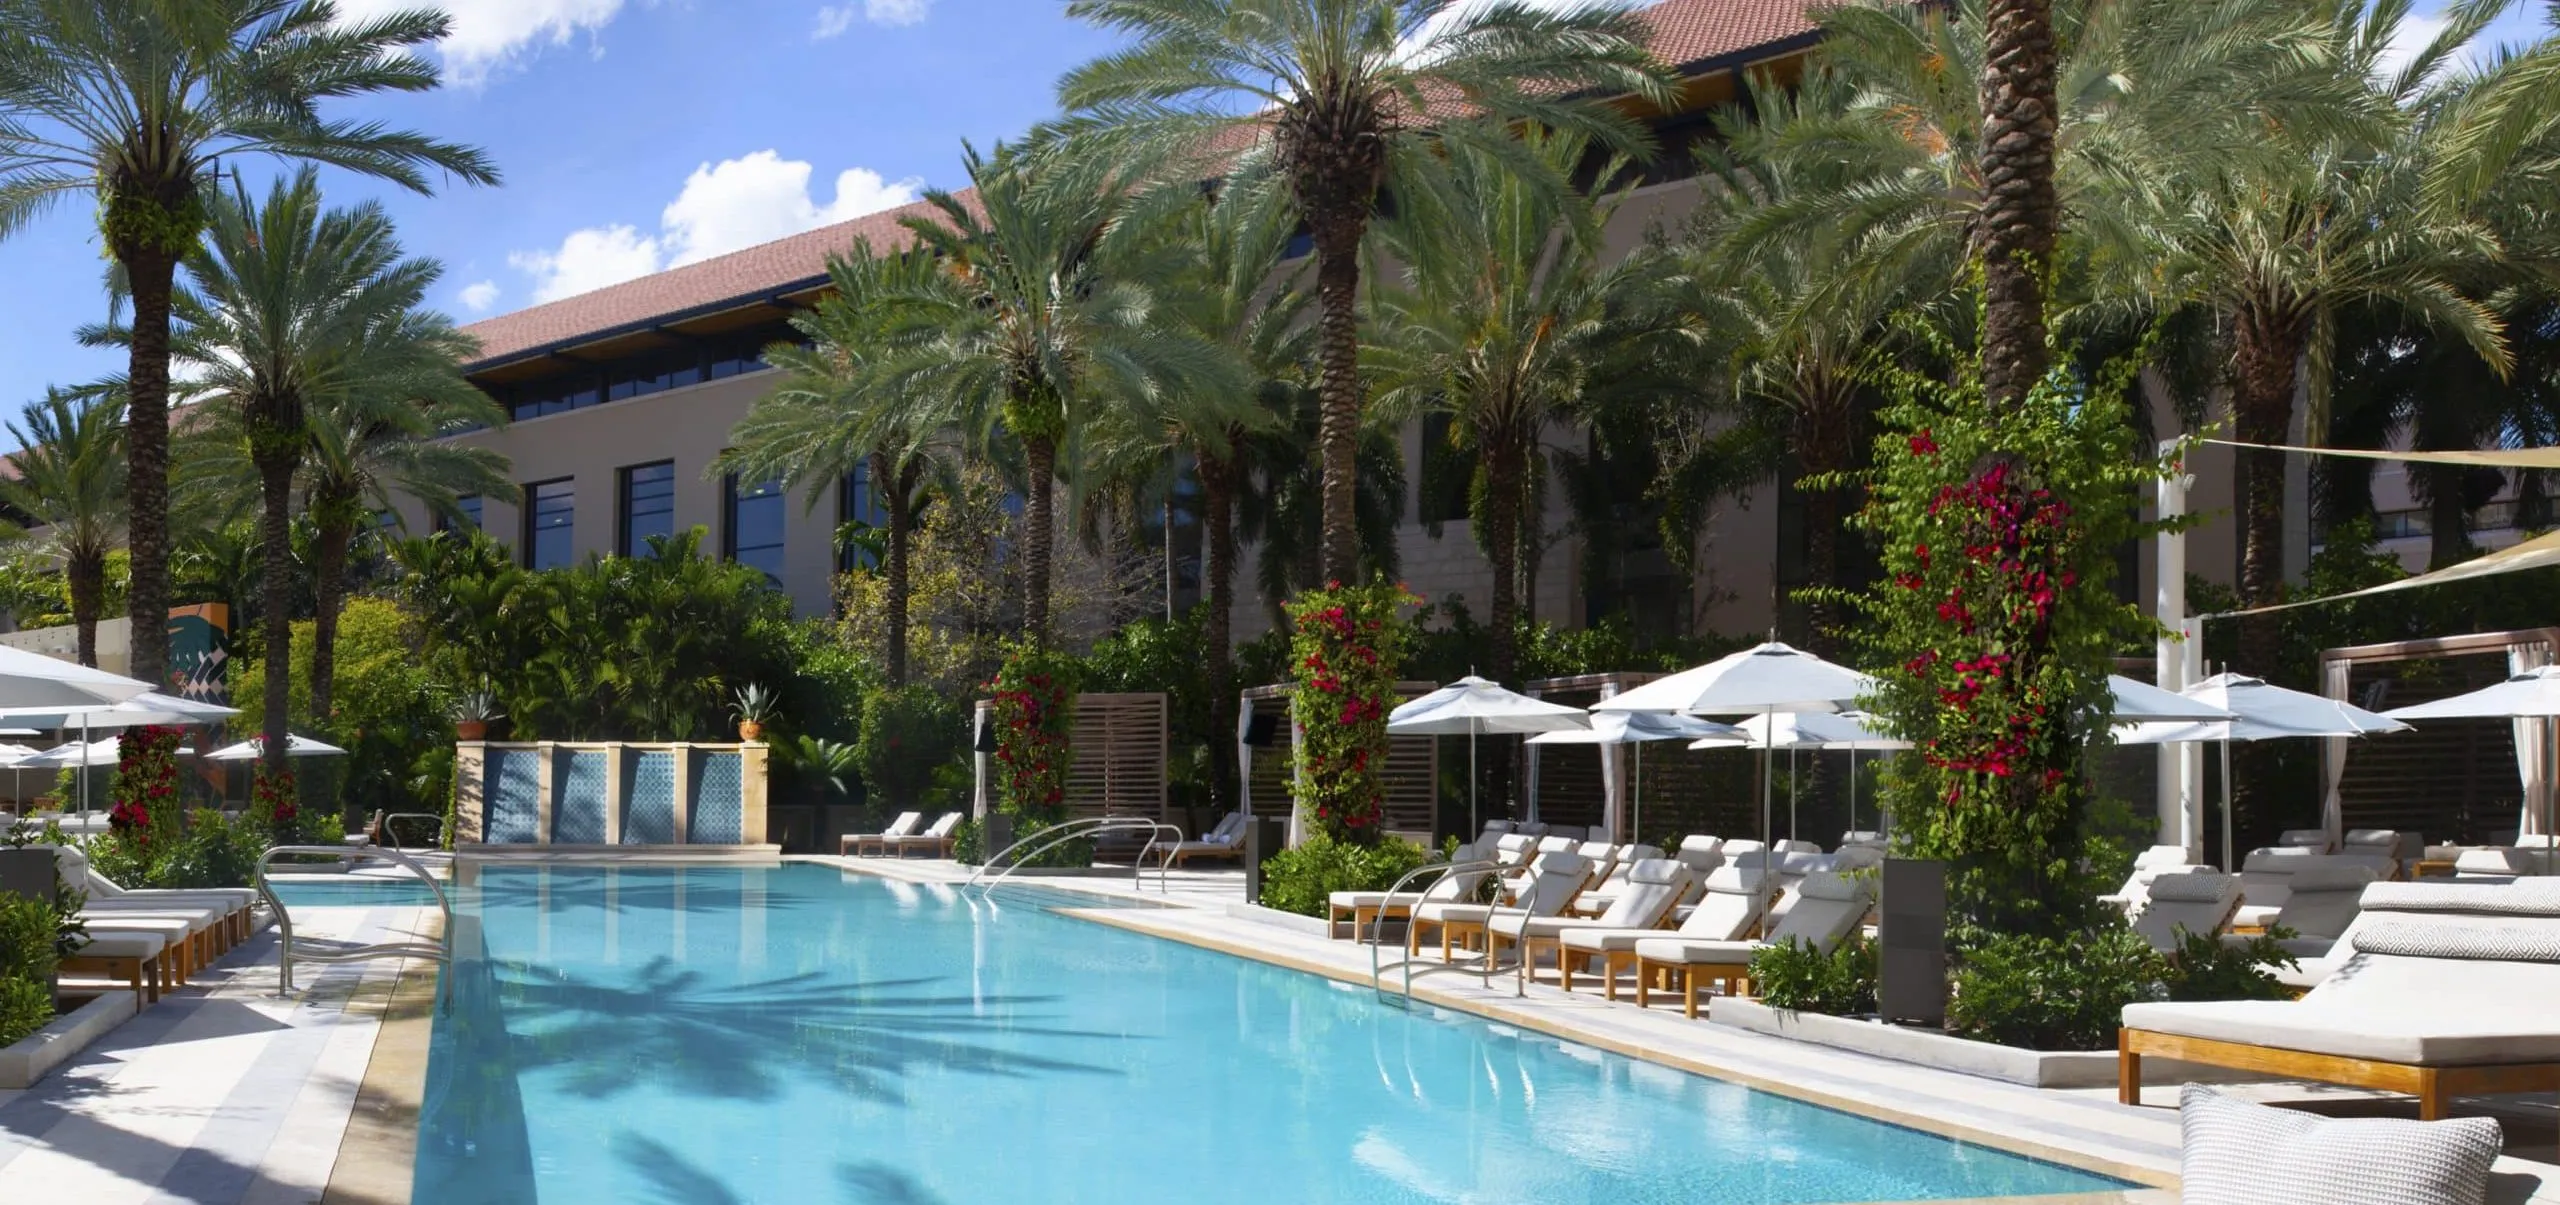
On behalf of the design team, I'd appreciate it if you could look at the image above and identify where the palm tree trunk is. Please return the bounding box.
[2422,466,2473,569]
[1198,447,1239,814]
[311,515,353,722]
[2230,312,2304,651]
[1481,429,1525,687]
[1798,390,1857,657]
[1977,0,2061,412]
[1312,213,1367,587]
[67,551,104,669]
[1022,434,1057,644]
[256,453,298,780]
[882,453,916,688]
[122,247,181,688]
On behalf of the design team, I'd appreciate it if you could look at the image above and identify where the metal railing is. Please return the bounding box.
[380,812,451,850]
[1367,857,1502,1007]
[256,845,454,1010]
[963,815,1185,895]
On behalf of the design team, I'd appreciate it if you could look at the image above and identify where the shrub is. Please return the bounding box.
[855,685,963,811]
[988,642,1080,828]
[1949,925,2163,1051]
[2164,927,2298,1002]
[1256,834,1433,917]
[0,893,62,1046]
[1285,581,1420,842]
[1751,934,1879,1016]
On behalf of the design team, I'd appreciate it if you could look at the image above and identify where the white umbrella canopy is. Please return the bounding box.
[204,734,348,761]
[1593,641,1876,716]
[1690,711,1912,845]
[25,737,197,768]
[2389,666,2560,864]
[2107,675,2237,723]
[1387,675,1590,836]
[0,690,241,729]
[1528,713,1742,843]
[0,646,153,711]
[2117,673,2405,871]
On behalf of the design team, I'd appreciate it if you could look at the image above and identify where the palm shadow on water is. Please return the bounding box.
[465,870,819,918]
[493,955,1131,1103]
[614,1134,958,1205]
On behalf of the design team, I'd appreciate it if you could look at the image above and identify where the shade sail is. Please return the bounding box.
[2386,665,2560,720]
[2207,439,2560,470]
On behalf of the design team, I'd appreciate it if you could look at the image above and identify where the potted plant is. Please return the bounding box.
[732,684,777,742]
[451,685,502,742]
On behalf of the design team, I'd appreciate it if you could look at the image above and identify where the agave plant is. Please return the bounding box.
[449,684,503,724]
[731,684,780,741]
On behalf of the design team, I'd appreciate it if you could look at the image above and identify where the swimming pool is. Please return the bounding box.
[266,876,448,908]
[413,864,2128,1204]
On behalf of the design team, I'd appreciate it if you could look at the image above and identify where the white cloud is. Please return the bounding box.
[661,152,922,266]
[510,224,662,304]
[2377,12,2453,84]
[457,280,501,312]
[336,0,629,86]
[812,5,857,38]
[864,0,930,27]
[509,152,923,303]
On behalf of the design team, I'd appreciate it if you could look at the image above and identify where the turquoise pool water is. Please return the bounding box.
[414,865,2127,1204]
[266,877,447,908]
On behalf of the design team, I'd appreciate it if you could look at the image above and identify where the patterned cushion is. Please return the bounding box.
[2352,920,2560,963]
[2179,1086,2499,1205]
[2362,879,2560,918]
[2149,871,2236,903]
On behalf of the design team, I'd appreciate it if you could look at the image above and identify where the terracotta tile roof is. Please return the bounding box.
[459,0,1828,369]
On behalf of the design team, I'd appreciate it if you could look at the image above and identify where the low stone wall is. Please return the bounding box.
[453,741,769,846]
[0,990,138,1088]
[1710,999,2261,1089]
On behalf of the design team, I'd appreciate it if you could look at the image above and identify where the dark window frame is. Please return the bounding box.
[617,460,677,557]
[723,470,786,587]
[523,477,576,570]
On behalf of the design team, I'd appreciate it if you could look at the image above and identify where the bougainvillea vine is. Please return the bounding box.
[1286,580,1421,843]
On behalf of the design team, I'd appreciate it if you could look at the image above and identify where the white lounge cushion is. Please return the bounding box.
[2179,1085,2499,1205]
[1630,935,1758,964]
[1562,865,1774,954]
[2123,997,2560,1065]
[1522,859,1688,937]
[68,930,165,959]
[2135,871,2242,951]
[1636,871,1871,965]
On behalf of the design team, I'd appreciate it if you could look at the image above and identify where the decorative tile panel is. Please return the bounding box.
[554,751,609,845]
[625,751,678,844]
[691,753,744,844]
[488,750,541,844]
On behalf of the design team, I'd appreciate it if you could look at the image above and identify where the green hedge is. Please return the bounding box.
[1256,835,1434,917]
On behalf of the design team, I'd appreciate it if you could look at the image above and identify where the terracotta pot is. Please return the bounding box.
[738,721,764,742]
[455,720,488,742]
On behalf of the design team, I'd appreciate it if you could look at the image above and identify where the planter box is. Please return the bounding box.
[0,846,55,902]
[1710,998,2257,1089]
[0,990,139,1089]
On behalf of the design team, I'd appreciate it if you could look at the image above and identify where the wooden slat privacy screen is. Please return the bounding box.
[1240,682,1441,836]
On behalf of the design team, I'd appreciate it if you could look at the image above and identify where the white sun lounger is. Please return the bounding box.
[2131,870,2245,953]
[1328,839,1498,936]
[1632,870,1875,1017]
[1501,858,1693,975]
[1559,864,1779,997]
[1414,849,1589,959]
[1159,812,1249,866]
[846,812,921,856]
[883,812,961,858]
[2120,883,2560,1119]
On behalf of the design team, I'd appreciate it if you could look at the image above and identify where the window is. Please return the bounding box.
[524,479,575,570]
[606,347,705,402]
[439,495,483,534]
[1417,412,1474,525]
[838,461,883,572]
[725,473,785,586]
[618,461,676,557]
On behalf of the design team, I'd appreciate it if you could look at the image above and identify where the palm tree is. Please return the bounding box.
[1056,0,1673,585]
[1092,180,1305,807]
[0,0,497,688]
[0,387,125,665]
[1366,128,1684,686]
[864,142,1231,644]
[1977,0,2061,411]
[164,169,448,779]
[300,361,510,720]
[717,247,949,686]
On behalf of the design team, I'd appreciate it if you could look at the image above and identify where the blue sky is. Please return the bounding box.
[0,0,2544,418]
[0,0,1127,403]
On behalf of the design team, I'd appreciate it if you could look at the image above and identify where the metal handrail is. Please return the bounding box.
[963,815,1184,895]
[380,812,450,849]
[256,844,454,1010]
[1366,857,1502,1007]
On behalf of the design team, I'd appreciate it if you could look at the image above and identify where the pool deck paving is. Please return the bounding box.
[1,853,2553,1203]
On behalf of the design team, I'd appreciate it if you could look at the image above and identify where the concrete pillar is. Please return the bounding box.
[453,742,487,843]
[740,743,769,844]
[533,743,558,847]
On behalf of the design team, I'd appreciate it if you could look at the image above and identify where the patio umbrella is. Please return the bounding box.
[0,743,40,817]
[1690,711,1913,843]
[1387,676,1591,837]
[2387,665,2560,873]
[0,691,241,815]
[2118,673,2405,870]
[0,646,152,712]
[1526,712,1740,841]
[203,734,348,761]
[23,737,199,767]
[1597,641,1875,849]
[2107,675,2238,723]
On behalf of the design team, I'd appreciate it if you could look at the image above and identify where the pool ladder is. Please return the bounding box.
[256,844,456,1011]
[1366,857,1508,1007]
[964,815,1186,896]
[380,812,451,849]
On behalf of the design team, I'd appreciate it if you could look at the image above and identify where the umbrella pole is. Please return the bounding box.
[1760,707,1774,851]
[2220,739,2234,872]
[1632,742,1643,847]
[1788,746,1799,844]
[1469,723,1479,840]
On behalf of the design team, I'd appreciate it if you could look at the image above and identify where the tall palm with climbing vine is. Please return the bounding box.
[1056,0,1674,585]
[0,0,495,688]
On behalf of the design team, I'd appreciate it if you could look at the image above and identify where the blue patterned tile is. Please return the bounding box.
[488,750,540,844]
[691,753,743,844]
[555,751,609,845]
[626,751,678,844]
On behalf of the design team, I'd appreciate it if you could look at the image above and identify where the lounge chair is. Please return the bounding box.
[1761,849,1844,926]
[1561,864,1779,998]
[846,812,921,856]
[1838,830,1886,851]
[2269,877,2560,989]
[1412,850,1590,959]
[47,843,256,952]
[1632,870,1876,1018]
[1328,839,1498,938]
[1772,838,1823,855]
[1573,843,1665,914]
[884,812,962,858]
[1499,858,1694,976]
[2099,845,2202,913]
[1493,835,1579,901]
[2452,846,2532,882]
[1159,812,1248,866]
[2131,870,2244,953]
[58,929,170,1004]
[2118,880,2560,1120]
[2231,848,2399,930]
[2276,827,2337,853]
